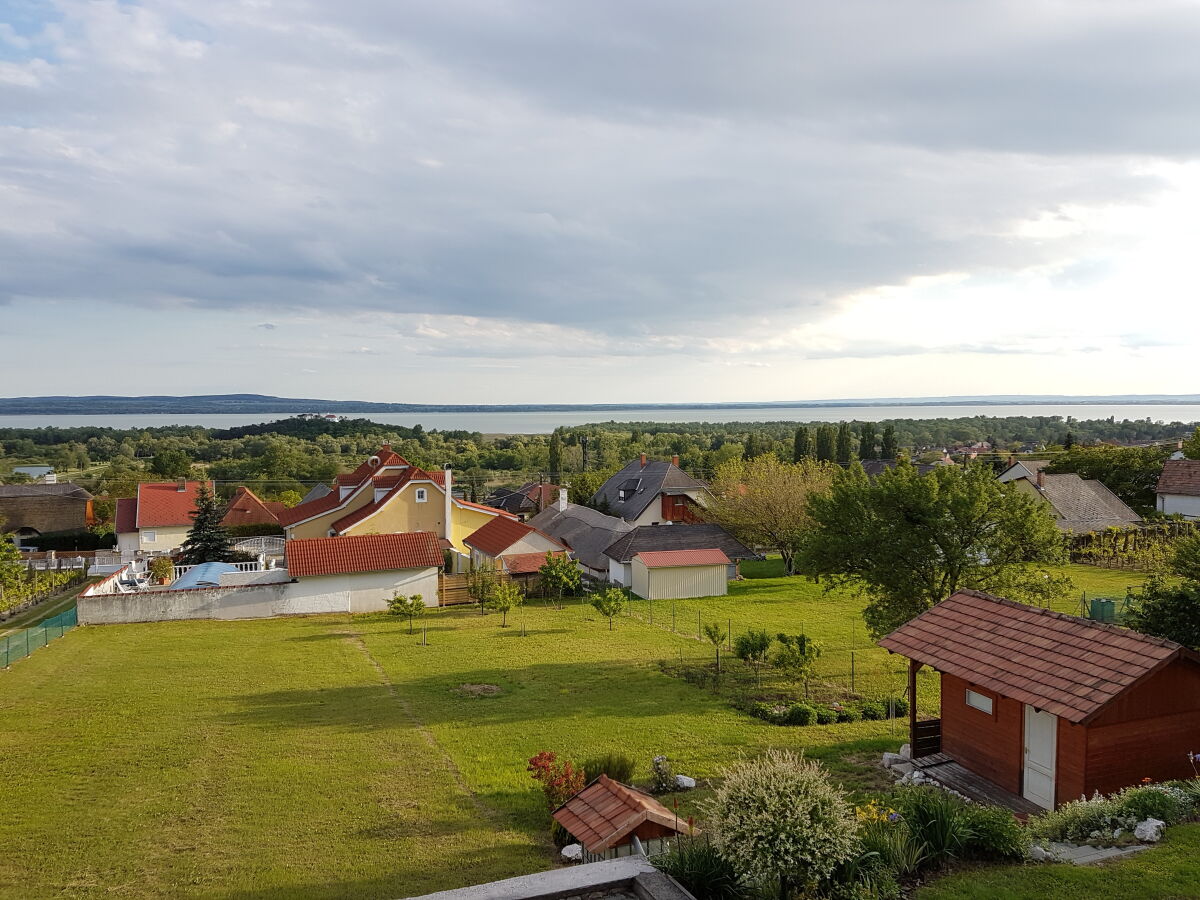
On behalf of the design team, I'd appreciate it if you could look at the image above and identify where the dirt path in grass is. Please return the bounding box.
[340,629,509,826]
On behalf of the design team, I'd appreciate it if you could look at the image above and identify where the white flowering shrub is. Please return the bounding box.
[705,749,858,894]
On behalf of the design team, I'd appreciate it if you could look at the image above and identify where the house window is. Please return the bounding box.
[415,488,428,503]
[143,530,156,543]
[965,689,993,715]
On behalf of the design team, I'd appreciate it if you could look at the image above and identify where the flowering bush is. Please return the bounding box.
[650,755,676,794]
[526,751,584,810]
[1030,780,1199,845]
[705,749,858,895]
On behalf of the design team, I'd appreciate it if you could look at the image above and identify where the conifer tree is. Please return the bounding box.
[177,484,234,566]
[793,427,812,462]
[879,424,899,460]
[815,425,836,462]
[835,422,853,465]
[857,423,878,460]
[548,431,563,480]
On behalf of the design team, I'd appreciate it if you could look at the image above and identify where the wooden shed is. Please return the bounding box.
[552,775,693,863]
[880,589,1200,811]
[631,549,730,600]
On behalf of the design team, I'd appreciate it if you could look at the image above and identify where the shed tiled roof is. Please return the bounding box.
[552,775,688,854]
[285,532,443,577]
[1157,459,1200,498]
[878,590,1200,724]
[635,549,730,568]
[0,483,92,500]
[277,485,351,527]
[115,497,138,534]
[500,551,560,575]
[135,481,213,528]
[604,524,754,563]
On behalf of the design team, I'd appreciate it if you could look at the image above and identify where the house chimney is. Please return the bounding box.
[640,453,648,468]
[1036,469,1045,489]
[1007,455,1015,468]
[443,465,453,540]
[176,479,186,492]
[557,488,568,511]
[671,455,679,467]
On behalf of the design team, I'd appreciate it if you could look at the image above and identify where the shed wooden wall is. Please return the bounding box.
[1083,658,1200,796]
[939,673,1023,796]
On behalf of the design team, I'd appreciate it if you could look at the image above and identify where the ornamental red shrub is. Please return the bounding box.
[527,750,585,809]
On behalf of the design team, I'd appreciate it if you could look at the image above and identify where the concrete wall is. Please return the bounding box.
[79,566,440,624]
[1159,492,1200,519]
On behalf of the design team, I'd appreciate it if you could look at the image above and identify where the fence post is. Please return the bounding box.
[649,598,653,625]
[727,618,732,652]
[851,651,856,693]
[697,610,701,638]
[671,602,675,632]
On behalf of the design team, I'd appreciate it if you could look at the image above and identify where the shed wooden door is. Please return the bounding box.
[1023,705,1057,809]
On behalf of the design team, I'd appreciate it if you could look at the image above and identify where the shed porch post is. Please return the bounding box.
[908,658,920,750]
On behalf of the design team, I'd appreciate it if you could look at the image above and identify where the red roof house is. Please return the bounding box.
[286,532,444,578]
[880,590,1200,811]
[552,775,694,862]
[135,481,213,528]
[463,516,569,570]
[221,486,286,530]
[1156,458,1200,519]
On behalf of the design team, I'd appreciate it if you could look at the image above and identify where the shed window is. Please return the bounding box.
[965,689,993,715]
[143,530,156,543]
[415,488,428,503]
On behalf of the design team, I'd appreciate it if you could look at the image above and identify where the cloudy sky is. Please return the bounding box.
[2,0,1199,403]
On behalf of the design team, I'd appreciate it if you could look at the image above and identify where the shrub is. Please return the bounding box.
[1115,784,1194,825]
[815,707,837,725]
[889,696,909,717]
[147,557,175,582]
[705,750,858,895]
[749,701,788,725]
[857,818,926,876]
[835,705,861,723]
[785,702,816,726]
[526,751,585,810]
[653,838,747,900]
[581,752,636,784]
[891,785,972,863]
[823,850,903,900]
[1027,793,1133,845]
[650,755,676,794]
[859,700,886,721]
[960,805,1029,860]
[550,819,572,848]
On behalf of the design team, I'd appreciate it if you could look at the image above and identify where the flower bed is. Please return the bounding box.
[748,696,908,727]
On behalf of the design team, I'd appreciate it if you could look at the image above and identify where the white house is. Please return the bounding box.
[589,455,710,526]
[1157,459,1200,520]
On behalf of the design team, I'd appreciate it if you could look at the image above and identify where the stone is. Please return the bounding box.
[1135,818,1166,843]
[1028,844,1048,862]
[899,743,912,760]
[891,761,914,777]
[561,844,583,862]
[674,774,696,790]
[882,752,904,769]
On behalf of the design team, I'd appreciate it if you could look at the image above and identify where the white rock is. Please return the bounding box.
[882,752,905,769]
[561,844,583,862]
[674,774,697,790]
[1134,818,1166,843]
[899,743,912,760]
[1029,845,1048,862]
[891,761,914,777]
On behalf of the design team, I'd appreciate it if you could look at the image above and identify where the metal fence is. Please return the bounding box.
[1,607,78,668]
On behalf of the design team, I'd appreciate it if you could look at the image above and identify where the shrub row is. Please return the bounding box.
[748,696,908,727]
[1029,780,1200,845]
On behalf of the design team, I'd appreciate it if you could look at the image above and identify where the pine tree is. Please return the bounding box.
[743,433,762,460]
[835,422,854,465]
[793,427,812,462]
[880,424,899,460]
[857,423,878,460]
[1064,431,1075,450]
[177,485,234,566]
[548,431,563,480]
[815,425,836,462]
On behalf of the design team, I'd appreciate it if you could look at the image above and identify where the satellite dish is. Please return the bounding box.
[367,455,381,469]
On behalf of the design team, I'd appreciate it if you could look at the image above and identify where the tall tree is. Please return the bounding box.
[879,424,899,460]
[548,431,563,480]
[1182,426,1200,460]
[177,484,234,565]
[835,422,853,465]
[857,423,878,461]
[814,425,836,462]
[150,449,193,479]
[704,456,837,575]
[793,427,812,462]
[800,462,1068,638]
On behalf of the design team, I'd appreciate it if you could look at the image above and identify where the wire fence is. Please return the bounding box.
[1,607,78,669]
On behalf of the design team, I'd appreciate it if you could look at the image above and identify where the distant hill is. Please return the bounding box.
[0,393,1198,415]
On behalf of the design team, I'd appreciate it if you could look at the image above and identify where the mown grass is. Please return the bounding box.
[919,824,1200,899]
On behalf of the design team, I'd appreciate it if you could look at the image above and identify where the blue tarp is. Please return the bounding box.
[171,562,240,590]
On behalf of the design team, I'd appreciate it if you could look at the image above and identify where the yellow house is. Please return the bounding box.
[278,445,513,561]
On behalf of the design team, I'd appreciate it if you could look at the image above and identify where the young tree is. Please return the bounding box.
[814,425,836,462]
[857,423,878,461]
[703,456,836,575]
[538,551,580,610]
[177,484,233,565]
[793,427,812,462]
[1126,579,1200,651]
[702,620,728,672]
[879,424,899,460]
[800,462,1068,638]
[733,629,773,684]
[1183,426,1200,460]
[705,750,858,897]
[387,592,427,633]
[487,581,524,627]
[773,633,821,683]
[835,422,854,465]
[466,561,502,615]
[590,587,626,630]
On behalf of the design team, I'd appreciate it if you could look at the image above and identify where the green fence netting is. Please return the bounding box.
[1,606,78,668]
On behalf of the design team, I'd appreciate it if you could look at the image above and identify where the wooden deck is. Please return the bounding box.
[912,753,1044,816]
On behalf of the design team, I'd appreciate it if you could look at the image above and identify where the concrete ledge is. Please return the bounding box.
[407,858,694,900]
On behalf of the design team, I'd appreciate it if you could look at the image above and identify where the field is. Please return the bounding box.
[0,562,1150,898]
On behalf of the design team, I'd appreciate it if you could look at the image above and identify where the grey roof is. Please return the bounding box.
[590,459,709,523]
[12,466,54,477]
[527,503,633,574]
[996,459,1051,483]
[0,483,92,500]
[603,524,757,563]
[859,460,937,478]
[300,483,333,504]
[1015,474,1141,532]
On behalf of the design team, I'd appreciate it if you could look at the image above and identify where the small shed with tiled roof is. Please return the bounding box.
[284,532,444,609]
[1157,458,1200,519]
[631,549,731,601]
[552,775,694,862]
[880,590,1200,810]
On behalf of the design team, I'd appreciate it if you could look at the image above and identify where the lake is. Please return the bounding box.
[1,404,1198,433]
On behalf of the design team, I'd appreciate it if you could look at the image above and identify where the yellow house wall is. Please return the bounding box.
[342,482,446,537]
[285,486,376,540]
[449,505,502,553]
[139,525,191,553]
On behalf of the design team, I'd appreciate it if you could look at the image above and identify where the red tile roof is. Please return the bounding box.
[455,497,511,517]
[135,481,213,528]
[285,532,443,577]
[277,485,356,527]
[1157,459,1200,497]
[635,549,731,568]
[115,497,138,534]
[221,486,285,527]
[464,516,538,557]
[500,551,562,575]
[552,775,690,854]
[879,590,1200,724]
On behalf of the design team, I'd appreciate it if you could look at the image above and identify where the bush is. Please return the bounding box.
[859,700,886,721]
[653,838,747,900]
[550,819,572,848]
[650,755,676,794]
[857,818,926,877]
[147,557,175,582]
[959,805,1029,860]
[815,707,837,725]
[1116,784,1194,825]
[1027,794,1132,844]
[835,706,861,723]
[891,785,972,863]
[889,696,909,717]
[705,750,858,893]
[581,752,636,784]
[20,530,116,551]
[785,702,816,726]
[749,701,788,725]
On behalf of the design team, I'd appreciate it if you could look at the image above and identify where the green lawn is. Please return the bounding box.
[919,824,1200,899]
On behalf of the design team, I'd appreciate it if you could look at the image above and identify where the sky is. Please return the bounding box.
[2,0,1200,404]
